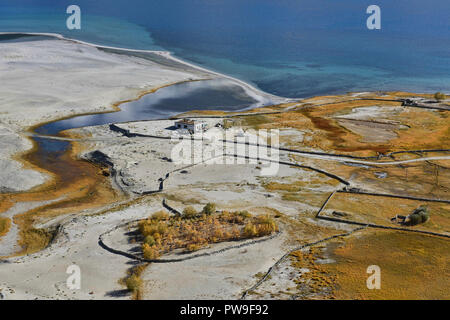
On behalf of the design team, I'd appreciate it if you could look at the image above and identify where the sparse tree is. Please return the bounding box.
[434,92,446,102]
[202,202,216,215]
[406,205,430,226]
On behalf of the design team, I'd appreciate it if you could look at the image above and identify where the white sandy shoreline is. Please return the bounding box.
[0,32,292,107]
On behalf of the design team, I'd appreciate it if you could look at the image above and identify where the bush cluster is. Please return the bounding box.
[137,207,278,259]
[434,92,446,101]
[406,205,430,226]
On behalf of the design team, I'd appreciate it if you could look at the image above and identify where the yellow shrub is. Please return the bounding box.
[183,206,198,219]
[243,222,258,238]
[142,243,160,260]
[125,275,142,293]
[152,210,169,221]
[186,243,201,252]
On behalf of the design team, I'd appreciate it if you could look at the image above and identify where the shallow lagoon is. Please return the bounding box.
[33,78,258,156]
[35,79,258,136]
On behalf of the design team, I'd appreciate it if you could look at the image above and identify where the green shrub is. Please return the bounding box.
[421,211,430,223]
[406,205,430,226]
[202,203,216,215]
[408,214,421,226]
[434,92,446,101]
[144,235,156,246]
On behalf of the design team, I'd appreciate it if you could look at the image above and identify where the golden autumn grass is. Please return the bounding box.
[384,91,438,99]
[324,193,450,234]
[173,92,449,159]
[11,137,120,255]
[321,230,450,299]
[260,174,342,211]
[263,176,341,193]
[0,217,11,239]
[287,152,449,203]
[290,246,338,299]
[0,197,14,214]
[234,97,449,157]
[343,160,450,200]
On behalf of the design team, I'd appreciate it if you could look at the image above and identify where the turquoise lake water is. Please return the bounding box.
[1,1,449,98]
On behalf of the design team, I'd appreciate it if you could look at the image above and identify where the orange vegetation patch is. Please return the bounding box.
[0,217,11,239]
[263,177,340,193]
[384,91,436,99]
[136,210,278,259]
[238,100,403,157]
[281,191,334,210]
[389,108,450,151]
[322,230,450,299]
[0,197,14,215]
[5,135,121,256]
[294,101,403,156]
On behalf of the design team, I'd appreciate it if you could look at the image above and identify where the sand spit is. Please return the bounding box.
[0,32,289,107]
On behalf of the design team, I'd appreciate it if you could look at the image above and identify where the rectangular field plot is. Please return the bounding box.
[321,192,450,235]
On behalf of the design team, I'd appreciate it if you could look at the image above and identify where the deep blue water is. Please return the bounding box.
[1,0,449,97]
